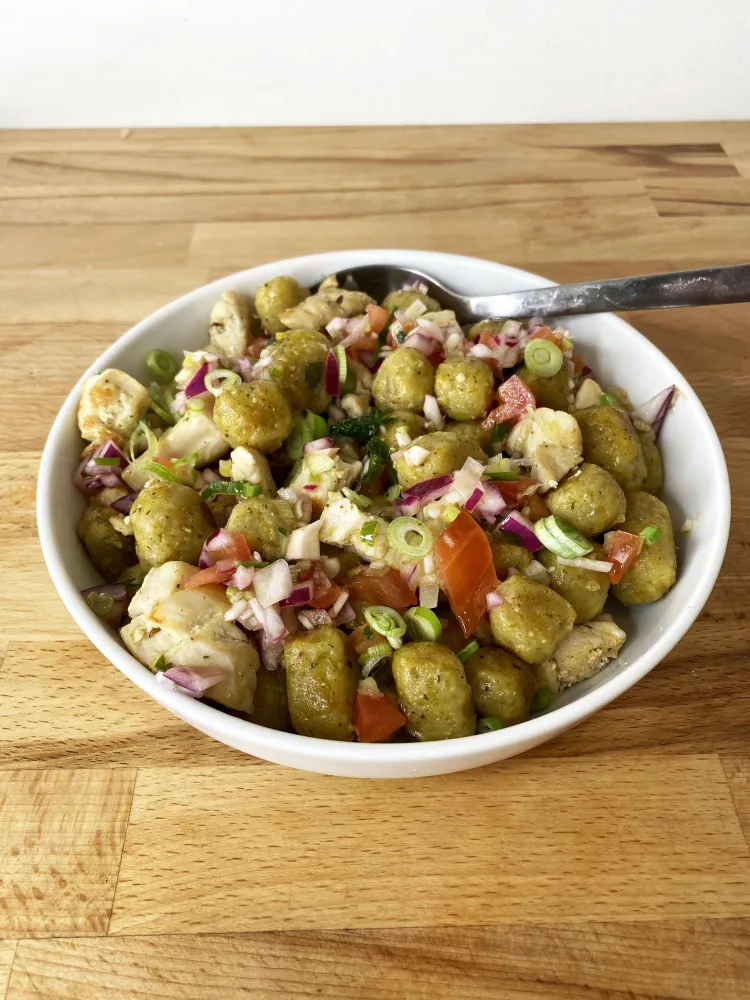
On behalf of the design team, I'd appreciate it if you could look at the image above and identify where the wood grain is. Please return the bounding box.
[0,122,749,995]
[0,770,135,937]
[6,920,750,1000]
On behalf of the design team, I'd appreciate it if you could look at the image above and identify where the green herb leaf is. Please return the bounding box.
[330,408,395,443]
[360,436,395,487]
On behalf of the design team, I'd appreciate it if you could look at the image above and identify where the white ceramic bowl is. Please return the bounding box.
[38,250,730,778]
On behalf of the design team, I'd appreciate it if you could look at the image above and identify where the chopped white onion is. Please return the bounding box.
[395,428,412,449]
[253,560,293,608]
[423,394,444,430]
[285,521,322,560]
[404,445,430,467]
[329,589,350,618]
[404,298,428,320]
[321,555,340,579]
[419,575,440,608]
[556,557,613,572]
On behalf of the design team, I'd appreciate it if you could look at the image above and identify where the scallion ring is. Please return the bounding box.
[359,520,378,546]
[385,484,402,501]
[403,607,442,642]
[440,505,460,523]
[200,481,262,500]
[639,525,662,546]
[306,412,328,440]
[524,339,563,377]
[146,349,179,383]
[530,687,552,713]
[488,470,520,482]
[85,591,115,618]
[477,716,504,734]
[600,392,621,408]
[342,487,372,510]
[205,368,242,397]
[457,639,479,663]
[172,452,199,485]
[387,516,433,558]
[128,419,157,463]
[92,456,121,467]
[359,640,392,677]
[143,460,181,483]
[534,515,593,559]
[363,605,406,640]
[334,345,348,386]
[306,453,335,476]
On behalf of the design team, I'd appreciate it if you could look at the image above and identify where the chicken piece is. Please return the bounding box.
[157,408,230,468]
[121,582,259,713]
[229,446,277,496]
[127,561,196,618]
[507,407,583,492]
[543,616,626,689]
[286,453,362,516]
[319,492,388,562]
[279,277,376,331]
[209,291,252,358]
[78,368,149,446]
[574,377,604,410]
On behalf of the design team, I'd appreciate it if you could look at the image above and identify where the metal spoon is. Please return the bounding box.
[318,262,750,323]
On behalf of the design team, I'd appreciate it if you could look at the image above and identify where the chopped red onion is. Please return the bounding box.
[228,564,255,590]
[110,491,140,515]
[249,598,288,644]
[499,511,542,552]
[463,485,484,513]
[332,601,356,626]
[486,590,504,610]
[402,330,439,356]
[184,362,211,399]
[259,637,285,671]
[633,385,675,437]
[302,483,318,492]
[302,437,336,454]
[325,351,340,395]
[475,482,507,519]
[279,581,315,607]
[415,317,445,344]
[326,316,349,335]
[163,665,227,696]
[96,440,129,468]
[298,608,333,629]
[403,278,429,295]
[199,528,235,568]
[397,474,454,516]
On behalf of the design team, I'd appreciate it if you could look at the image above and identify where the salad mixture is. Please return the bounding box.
[75,273,677,743]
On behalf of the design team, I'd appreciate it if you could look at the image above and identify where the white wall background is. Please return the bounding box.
[2,0,749,129]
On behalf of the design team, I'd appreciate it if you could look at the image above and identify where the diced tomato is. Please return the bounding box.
[181,561,236,589]
[477,330,506,378]
[387,322,414,349]
[494,476,540,506]
[482,375,536,431]
[524,492,549,522]
[355,692,407,743]
[435,510,499,637]
[426,347,444,368]
[247,337,270,359]
[349,623,383,658]
[366,304,391,335]
[308,564,344,609]
[604,530,644,584]
[205,531,251,565]
[346,566,417,609]
[528,325,565,346]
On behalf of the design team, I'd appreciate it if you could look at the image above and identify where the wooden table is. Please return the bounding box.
[0,123,749,999]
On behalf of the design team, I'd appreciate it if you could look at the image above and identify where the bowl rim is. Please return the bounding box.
[37,249,731,770]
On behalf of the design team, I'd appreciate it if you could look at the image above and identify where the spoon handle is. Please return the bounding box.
[473,263,750,320]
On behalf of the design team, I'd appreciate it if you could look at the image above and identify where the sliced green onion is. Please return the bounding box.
[188,397,205,411]
[387,635,403,650]
[534,515,593,559]
[306,412,328,440]
[92,456,120,467]
[334,345,348,386]
[477,716,504,733]
[530,687,552,713]
[359,640,392,677]
[238,559,269,568]
[201,480,262,500]
[387,517,433,558]
[305,361,324,388]
[205,369,241,396]
[151,653,167,673]
[143,460,181,483]
[489,421,510,452]
[342,487,372,510]
[128,419,158,463]
[600,393,621,408]
[218,458,233,477]
[148,384,176,425]
[86,591,115,618]
[270,367,283,379]
[639,526,662,546]
[372,310,395,363]
[457,640,479,663]
[524,339,563,377]
[285,415,313,460]
[306,453,335,476]
[359,520,379,546]
[385,484,402,501]
[403,607,442,642]
[488,470,520,482]
[146,349,179,383]
[363,605,406,639]
[172,452,199,485]
[441,505,460,523]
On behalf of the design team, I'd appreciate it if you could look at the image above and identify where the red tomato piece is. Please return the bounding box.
[524,492,550,522]
[355,692,407,742]
[604,530,644,584]
[481,375,536,431]
[205,531,251,565]
[435,510,498,638]
[346,566,417,609]
[308,564,344,609]
[476,329,507,378]
[366,304,391,335]
[349,623,384,658]
[494,476,540,506]
[180,562,236,589]
[528,325,564,346]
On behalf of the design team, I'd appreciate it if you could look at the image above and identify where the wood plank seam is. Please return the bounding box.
[104,769,139,936]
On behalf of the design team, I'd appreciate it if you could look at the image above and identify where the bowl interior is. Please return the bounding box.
[38,250,730,777]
